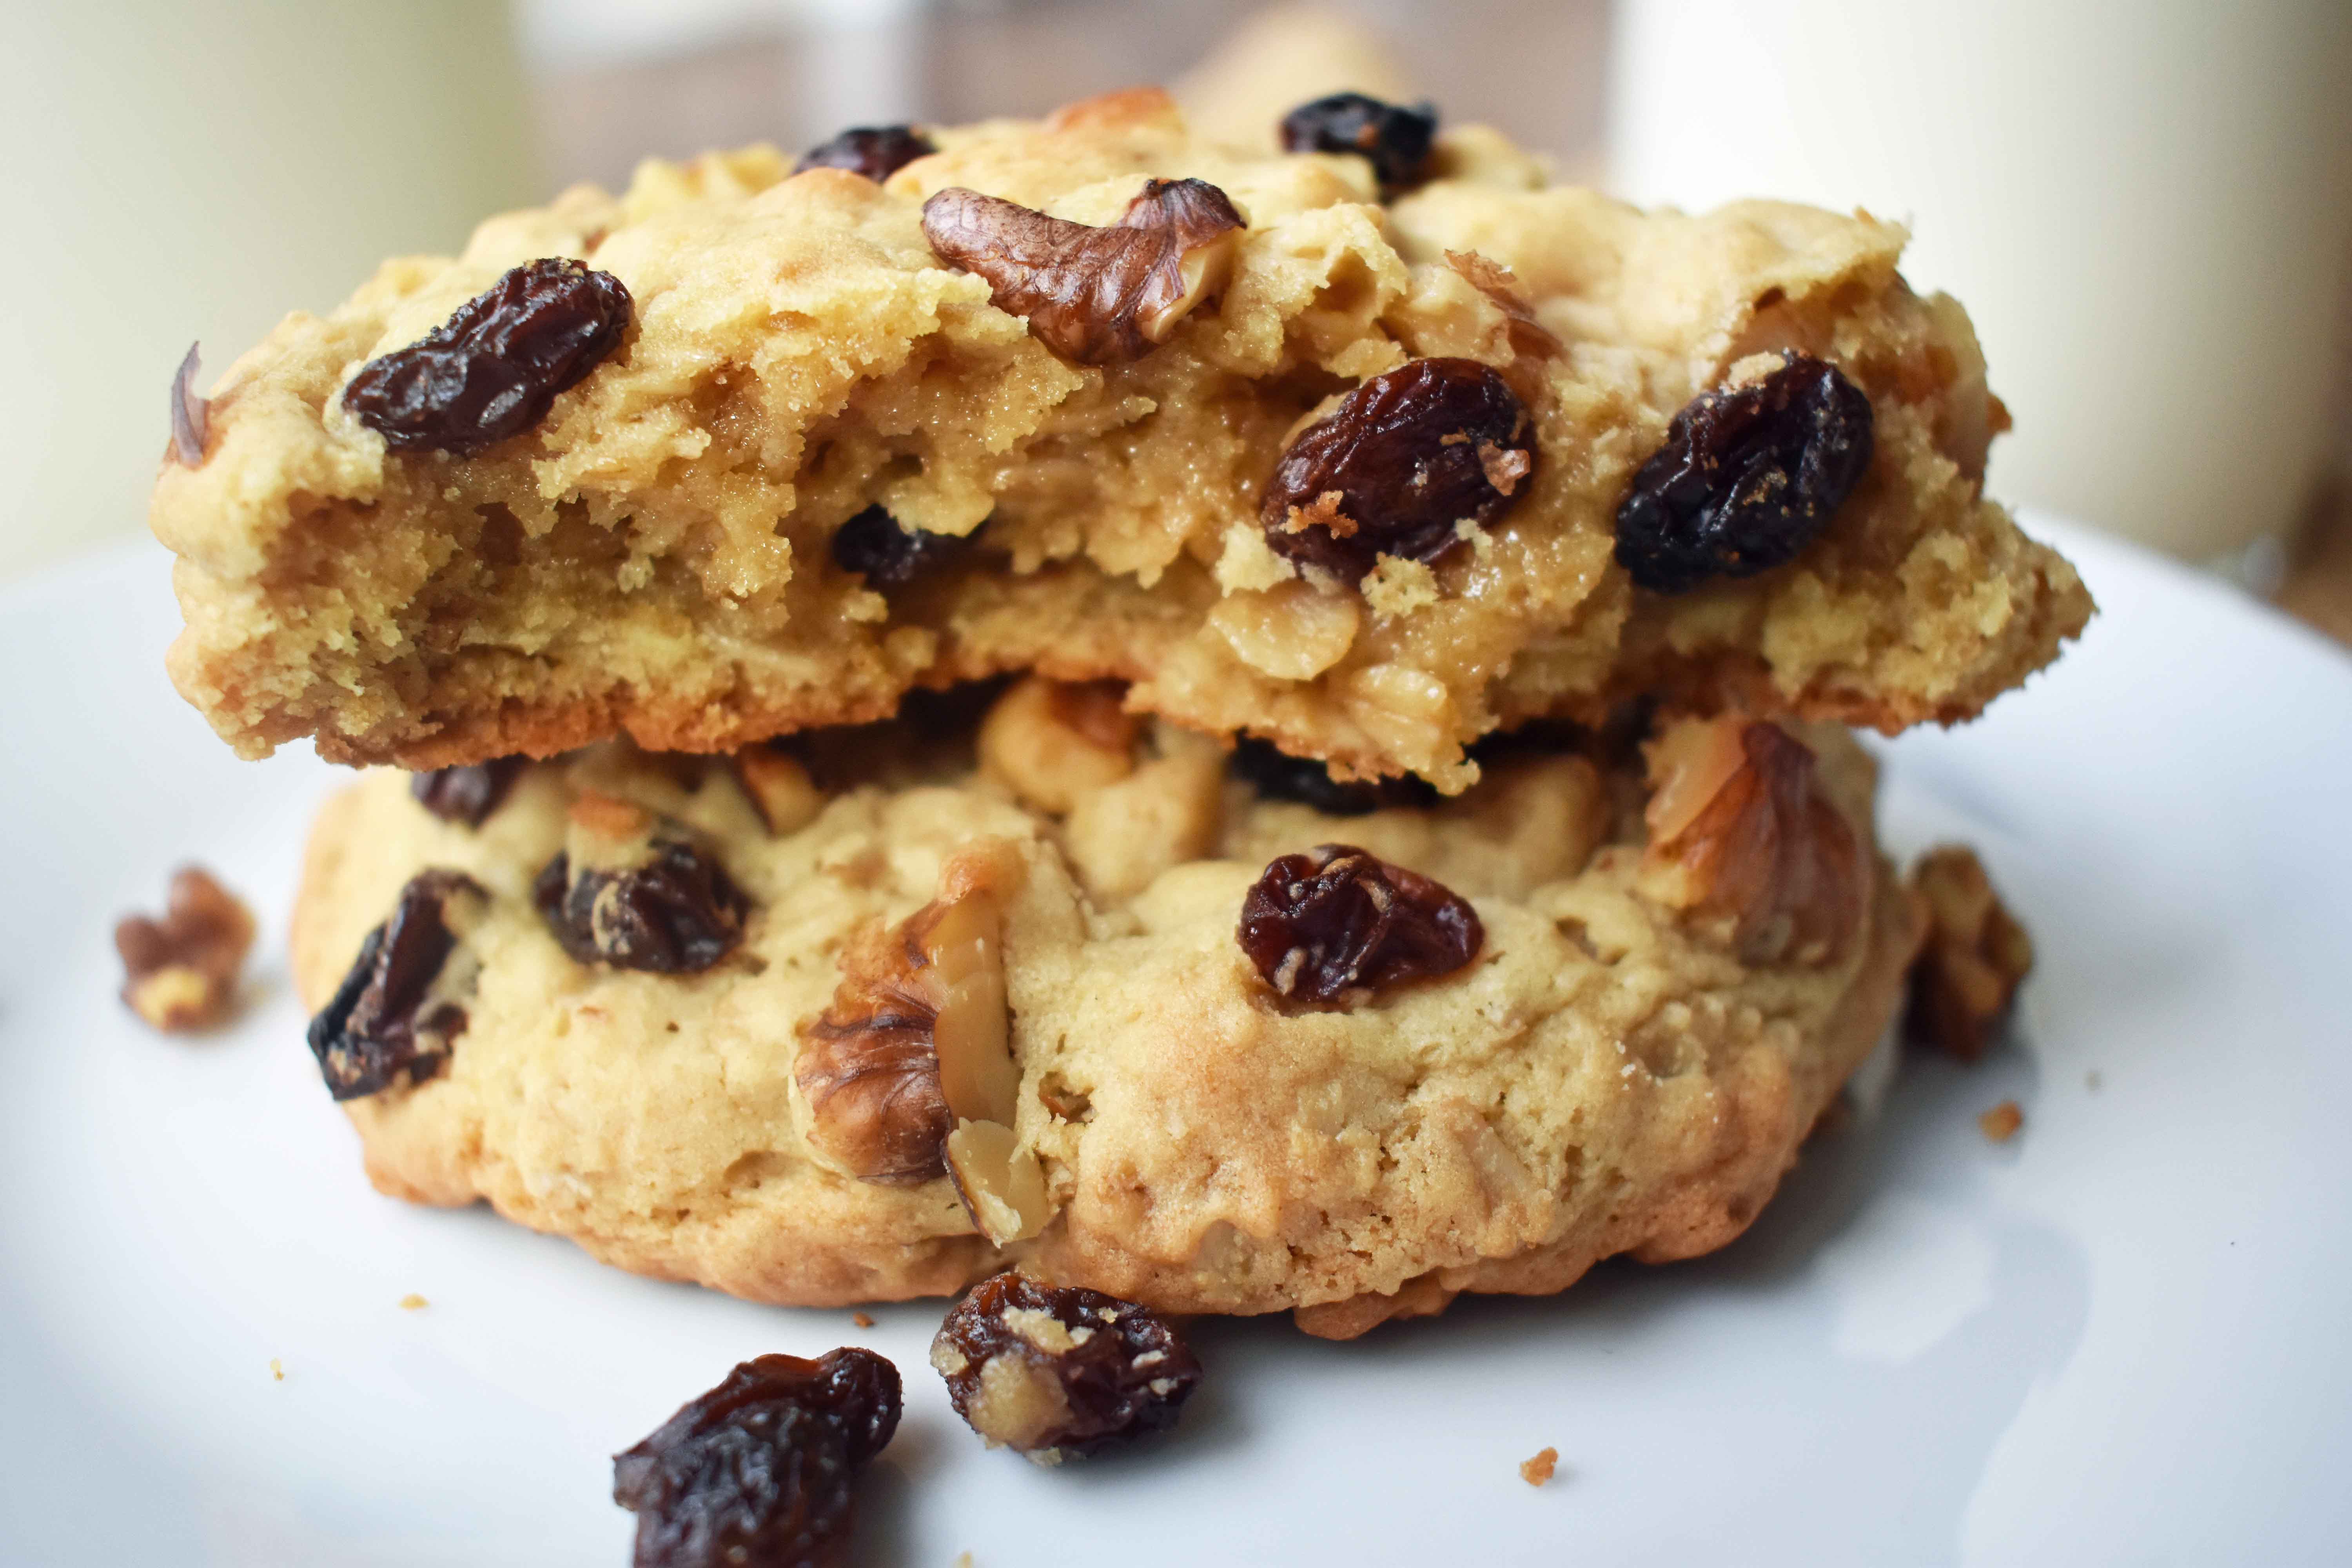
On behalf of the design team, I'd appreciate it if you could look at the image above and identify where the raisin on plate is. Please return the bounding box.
[614,1348,902,1568]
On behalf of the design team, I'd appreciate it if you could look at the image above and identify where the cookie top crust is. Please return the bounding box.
[156,87,2087,786]
[289,686,1925,1332]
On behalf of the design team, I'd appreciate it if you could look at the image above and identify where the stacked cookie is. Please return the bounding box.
[152,88,2085,1337]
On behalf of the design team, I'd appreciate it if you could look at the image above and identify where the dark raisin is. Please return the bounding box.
[614,1348,901,1568]
[533,839,748,973]
[409,757,527,827]
[795,125,936,183]
[1278,92,1439,197]
[341,257,633,457]
[1229,737,1439,816]
[1261,358,1534,583]
[1237,843,1483,1004]
[1613,353,1875,594]
[931,1273,1200,1460]
[830,506,985,587]
[306,869,485,1100]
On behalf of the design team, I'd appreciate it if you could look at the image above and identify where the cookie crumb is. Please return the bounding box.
[852,1311,876,1328]
[1519,1446,1558,1486]
[399,1293,429,1310]
[2085,1070,2102,1091]
[269,1357,284,1381]
[1978,1100,2024,1143]
[953,1555,975,1568]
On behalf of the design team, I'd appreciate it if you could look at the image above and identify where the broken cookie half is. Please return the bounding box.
[153,86,2087,790]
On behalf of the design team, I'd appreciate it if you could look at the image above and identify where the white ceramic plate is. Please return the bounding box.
[4,517,2349,1566]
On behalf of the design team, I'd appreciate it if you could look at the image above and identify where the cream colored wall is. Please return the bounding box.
[0,1,538,583]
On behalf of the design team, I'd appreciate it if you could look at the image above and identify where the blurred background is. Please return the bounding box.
[6,0,2350,640]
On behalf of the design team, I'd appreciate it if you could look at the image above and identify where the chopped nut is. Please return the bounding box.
[168,341,208,466]
[1444,250,1562,361]
[922,178,1246,365]
[931,1273,1200,1461]
[945,1119,1049,1246]
[1635,716,1867,965]
[797,844,1029,1200]
[977,676,1138,815]
[731,746,824,836]
[115,866,256,1032]
[1979,1099,2024,1143]
[1906,845,2034,1061]
[1063,748,1225,901]
[1520,1446,1559,1486]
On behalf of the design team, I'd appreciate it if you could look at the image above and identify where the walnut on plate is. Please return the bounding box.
[921,178,1246,364]
[115,866,256,1032]
[1635,715,1867,965]
[1906,844,2034,1060]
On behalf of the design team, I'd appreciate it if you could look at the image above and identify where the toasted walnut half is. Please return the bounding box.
[1906,845,2033,1060]
[798,843,1046,1239]
[115,866,255,1032]
[977,677,1138,815]
[921,178,1246,365]
[1635,717,1867,965]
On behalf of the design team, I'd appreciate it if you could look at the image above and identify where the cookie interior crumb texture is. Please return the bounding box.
[289,693,1926,1336]
[1520,1446,1559,1486]
[1979,1099,2024,1143]
[153,87,2087,790]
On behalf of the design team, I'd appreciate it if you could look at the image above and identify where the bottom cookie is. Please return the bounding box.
[289,683,1924,1337]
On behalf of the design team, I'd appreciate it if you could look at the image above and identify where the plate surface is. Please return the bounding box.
[3,519,2348,1566]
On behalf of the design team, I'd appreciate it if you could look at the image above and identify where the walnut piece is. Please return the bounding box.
[921,178,1246,365]
[798,843,1045,1238]
[115,866,255,1032]
[731,746,824,836]
[1063,745,1225,901]
[1635,716,1867,965]
[1906,844,2033,1060]
[1520,1446,1559,1486]
[977,677,1138,815]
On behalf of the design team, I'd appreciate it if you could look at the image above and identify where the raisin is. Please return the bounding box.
[1278,92,1439,197]
[1229,737,1438,816]
[794,125,936,182]
[533,839,748,973]
[1237,843,1483,1004]
[1261,358,1534,583]
[1613,353,1875,594]
[830,506,985,587]
[613,1348,901,1568]
[307,869,486,1100]
[931,1273,1200,1461]
[341,257,632,457]
[409,757,527,827]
